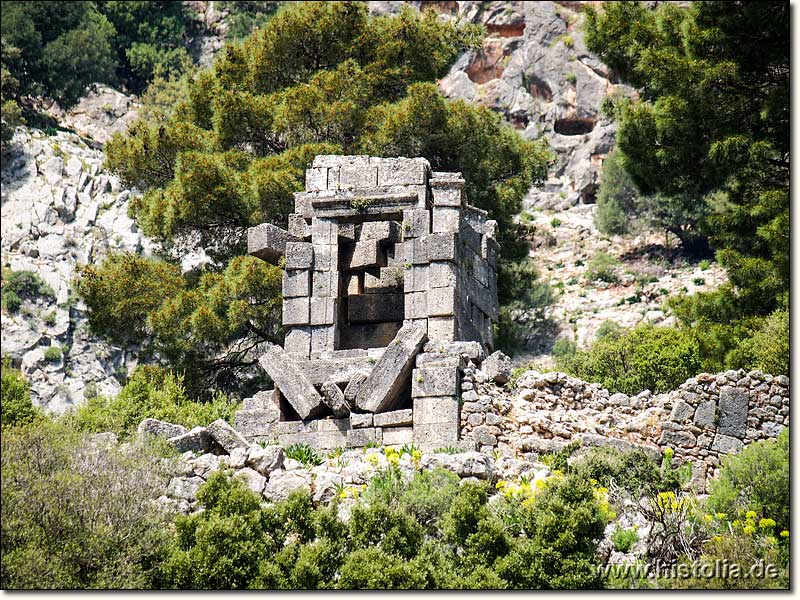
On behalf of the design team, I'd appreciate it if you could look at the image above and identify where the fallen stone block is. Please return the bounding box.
[207,419,250,454]
[321,380,351,417]
[246,445,285,476]
[138,418,186,441]
[355,322,428,413]
[344,372,369,403]
[258,343,325,420]
[235,468,268,496]
[168,427,213,454]
[482,351,512,384]
[167,476,205,502]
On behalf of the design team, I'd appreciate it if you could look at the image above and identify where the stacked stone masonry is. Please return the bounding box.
[242,155,500,450]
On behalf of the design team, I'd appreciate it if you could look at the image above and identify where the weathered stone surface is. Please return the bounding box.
[382,426,414,446]
[658,429,696,449]
[375,157,428,186]
[248,223,300,265]
[167,476,205,502]
[402,208,431,238]
[694,400,717,428]
[718,387,748,439]
[310,297,336,326]
[423,340,485,362]
[235,468,267,496]
[321,380,351,418]
[350,413,373,428]
[373,409,413,428]
[412,367,459,398]
[711,433,743,454]
[347,427,382,447]
[344,371,369,403]
[482,351,512,384]
[670,400,695,422]
[348,293,404,323]
[427,286,457,317]
[246,445,285,476]
[355,322,428,413]
[284,242,314,270]
[283,269,311,298]
[414,395,459,425]
[419,233,458,263]
[359,220,401,242]
[283,297,310,326]
[341,240,387,270]
[297,356,376,386]
[168,427,213,454]
[138,418,186,441]
[258,344,324,420]
[264,470,312,502]
[364,267,404,294]
[207,419,250,454]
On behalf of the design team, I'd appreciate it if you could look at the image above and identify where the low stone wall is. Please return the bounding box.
[659,369,789,490]
[460,366,789,491]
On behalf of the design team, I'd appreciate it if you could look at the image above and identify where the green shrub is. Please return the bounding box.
[1,270,55,313]
[727,308,788,376]
[285,443,323,466]
[1,358,41,428]
[552,338,576,360]
[595,320,622,340]
[707,428,789,532]
[69,365,240,439]
[611,526,638,553]
[699,259,711,270]
[43,345,62,362]
[569,446,669,495]
[1,420,174,588]
[556,324,701,395]
[585,252,620,284]
[496,475,606,589]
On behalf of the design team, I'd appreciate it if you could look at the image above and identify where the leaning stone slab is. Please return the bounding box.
[344,372,369,403]
[207,419,250,454]
[355,322,428,413]
[321,380,351,417]
[168,426,213,454]
[138,418,187,441]
[258,343,325,420]
[248,223,300,265]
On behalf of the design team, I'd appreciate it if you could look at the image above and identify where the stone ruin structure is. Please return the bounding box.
[235,155,500,450]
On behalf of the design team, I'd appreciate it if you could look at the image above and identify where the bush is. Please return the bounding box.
[1,269,55,313]
[1,358,41,428]
[585,252,620,284]
[595,320,622,340]
[611,527,638,553]
[707,428,789,532]
[551,338,577,360]
[556,324,701,395]
[595,148,637,235]
[69,365,240,440]
[1,420,174,588]
[43,345,62,363]
[496,475,606,589]
[569,446,671,496]
[727,308,788,376]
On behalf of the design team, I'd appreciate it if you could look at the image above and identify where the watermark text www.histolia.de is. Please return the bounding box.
[601,559,783,582]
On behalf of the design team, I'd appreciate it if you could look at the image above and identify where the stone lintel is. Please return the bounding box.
[258,343,324,420]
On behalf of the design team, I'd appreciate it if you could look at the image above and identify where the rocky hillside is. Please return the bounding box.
[1,125,147,413]
[1,1,726,410]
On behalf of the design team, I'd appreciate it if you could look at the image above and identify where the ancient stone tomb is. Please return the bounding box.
[236,155,499,450]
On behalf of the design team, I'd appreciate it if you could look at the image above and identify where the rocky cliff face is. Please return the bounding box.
[1,127,148,413]
[434,1,628,210]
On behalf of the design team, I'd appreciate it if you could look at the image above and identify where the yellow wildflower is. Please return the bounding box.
[745,510,757,519]
[703,514,713,523]
[743,525,755,535]
[759,518,776,529]
[779,530,789,538]
[715,512,726,520]
[732,520,741,528]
